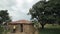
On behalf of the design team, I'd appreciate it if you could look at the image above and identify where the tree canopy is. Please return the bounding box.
[0,10,11,24]
[28,0,60,29]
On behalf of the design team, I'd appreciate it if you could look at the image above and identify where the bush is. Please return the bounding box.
[0,25,4,34]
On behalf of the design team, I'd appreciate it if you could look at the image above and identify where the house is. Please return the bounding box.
[8,20,38,34]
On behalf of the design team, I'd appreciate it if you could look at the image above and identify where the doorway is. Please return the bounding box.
[20,24,23,32]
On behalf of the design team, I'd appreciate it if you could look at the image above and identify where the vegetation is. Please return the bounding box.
[0,25,4,34]
[28,0,60,29]
[39,24,60,34]
[0,10,11,24]
[32,19,40,29]
[0,10,11,34]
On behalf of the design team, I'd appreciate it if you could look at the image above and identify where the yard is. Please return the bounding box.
[39,24,60,34]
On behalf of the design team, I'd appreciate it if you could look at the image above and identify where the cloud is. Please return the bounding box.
[0,0,40,21]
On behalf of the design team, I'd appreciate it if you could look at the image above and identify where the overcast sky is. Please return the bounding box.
[0,0,40,21]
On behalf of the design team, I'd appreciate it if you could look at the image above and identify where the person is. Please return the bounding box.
[13,25,16,33]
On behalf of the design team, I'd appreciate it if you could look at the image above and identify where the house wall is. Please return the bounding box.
[8,24,38,34]
[23,24,36,34]
[8,24,21,32]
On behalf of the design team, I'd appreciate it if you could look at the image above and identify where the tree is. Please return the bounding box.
[28,0,60,29]
[0,10,11,24]
[0,10,11,34]
[28,0,48,29]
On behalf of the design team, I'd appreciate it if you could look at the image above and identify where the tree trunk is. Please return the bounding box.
[41,25,44,29]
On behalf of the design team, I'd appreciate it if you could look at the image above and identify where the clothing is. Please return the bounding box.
[13,25,16,33]
[13,26,16,29]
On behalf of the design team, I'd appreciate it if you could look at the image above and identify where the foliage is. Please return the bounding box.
[28,0,60,29]
[32,19,40,29]
[0,25,4,34]
[0,10,11,24]
[0,10,11,34]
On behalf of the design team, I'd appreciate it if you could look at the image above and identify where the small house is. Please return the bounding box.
[8,20,38,34]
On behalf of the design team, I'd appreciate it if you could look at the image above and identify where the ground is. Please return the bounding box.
[39,24,60,34]
[0,24,60,34]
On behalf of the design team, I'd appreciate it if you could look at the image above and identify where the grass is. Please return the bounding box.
[39,24,60,34]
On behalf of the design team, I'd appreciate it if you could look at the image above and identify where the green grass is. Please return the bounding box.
[39,24,60,34]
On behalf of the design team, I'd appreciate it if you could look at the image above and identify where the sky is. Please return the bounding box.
[0,0,40,21]
[0,0,49,21]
